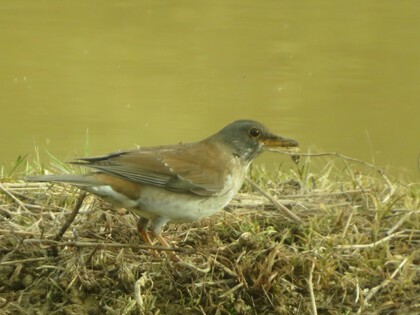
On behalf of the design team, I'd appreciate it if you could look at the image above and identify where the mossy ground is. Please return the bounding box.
[0,155,419,314]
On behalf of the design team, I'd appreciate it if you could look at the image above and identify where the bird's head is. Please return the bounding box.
[212,119,299,162]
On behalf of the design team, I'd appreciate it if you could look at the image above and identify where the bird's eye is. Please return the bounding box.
[249,128,260,137]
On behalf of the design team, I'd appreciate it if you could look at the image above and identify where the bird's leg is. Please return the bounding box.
[137,217,162,258]
[152,217,181,262]
[155,235,171,248]
[156,235,181,262]
[151,217,170,246]
[136,217,153,245]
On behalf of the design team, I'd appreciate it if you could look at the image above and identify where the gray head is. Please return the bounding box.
[210,120,298,162]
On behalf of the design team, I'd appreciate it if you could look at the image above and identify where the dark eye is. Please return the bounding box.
[249,128,260,137]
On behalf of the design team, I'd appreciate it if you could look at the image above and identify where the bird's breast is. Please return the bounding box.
[88,158,250,223]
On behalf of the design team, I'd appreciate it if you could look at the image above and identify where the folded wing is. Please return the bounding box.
[72,142,231,196]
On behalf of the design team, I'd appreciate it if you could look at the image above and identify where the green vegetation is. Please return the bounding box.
[0,154,419,314]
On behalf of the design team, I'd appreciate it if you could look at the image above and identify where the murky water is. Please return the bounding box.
[1,1,419,179]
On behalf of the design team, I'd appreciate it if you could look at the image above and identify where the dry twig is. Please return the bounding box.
[246,177,303,224]
[357,257,409,314]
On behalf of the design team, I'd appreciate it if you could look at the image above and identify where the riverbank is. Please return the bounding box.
[0,156,419,314]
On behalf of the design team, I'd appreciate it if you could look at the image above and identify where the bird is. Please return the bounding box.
[26,120,298,247]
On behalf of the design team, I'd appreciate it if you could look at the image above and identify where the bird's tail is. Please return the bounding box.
[25,174,98,187]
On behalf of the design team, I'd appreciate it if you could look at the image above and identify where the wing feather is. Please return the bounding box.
[72,141,233,196]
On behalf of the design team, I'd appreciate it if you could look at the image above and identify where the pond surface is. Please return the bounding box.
[1,1,419,179]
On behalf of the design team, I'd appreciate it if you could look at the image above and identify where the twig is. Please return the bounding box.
[54,191,86,241]
[176,261,211,273]
[284,151,395,203]
[341,208,354,238]
[219,282,244,298]
[22,238,189,252]
[210,257,239,278]
[308,260,318,315]
[1,229,193,253]
[0,183,30,213]
[194,279,237,287]
[0,256,54,266]
[0,229,54,238]
[387,211,415,235]
[357,257,409,314]
[49,191,86,256]
[246,178,303,224]
[336,231,405,249]
[1,182,47,188]
[284,190,370,199]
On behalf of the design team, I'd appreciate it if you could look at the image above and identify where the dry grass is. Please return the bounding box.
[0,154,419,315]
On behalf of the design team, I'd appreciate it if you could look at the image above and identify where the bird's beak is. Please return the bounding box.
[261,134,299,153]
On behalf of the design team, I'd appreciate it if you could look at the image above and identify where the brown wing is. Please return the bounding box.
[72,141,232,196]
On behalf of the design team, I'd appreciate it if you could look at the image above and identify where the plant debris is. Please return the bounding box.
[0,156,419,314]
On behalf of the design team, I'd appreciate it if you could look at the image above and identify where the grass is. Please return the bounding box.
[0,152,419,315]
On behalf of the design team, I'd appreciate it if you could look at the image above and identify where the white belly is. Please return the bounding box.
[89,171,246,223]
